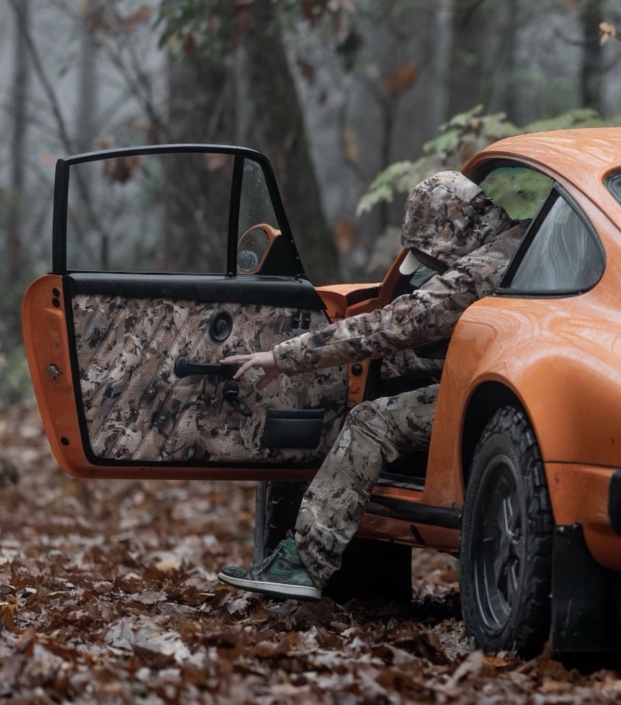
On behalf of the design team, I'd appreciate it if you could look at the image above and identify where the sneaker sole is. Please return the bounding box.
[217,571,321,602]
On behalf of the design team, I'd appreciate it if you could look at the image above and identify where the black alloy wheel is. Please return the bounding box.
[460,407,553,657]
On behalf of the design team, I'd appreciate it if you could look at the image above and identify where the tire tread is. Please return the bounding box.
[460,406,553,657]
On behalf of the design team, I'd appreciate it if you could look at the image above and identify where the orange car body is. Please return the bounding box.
[23,129,621,579]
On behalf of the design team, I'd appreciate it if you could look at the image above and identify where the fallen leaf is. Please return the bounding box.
[384,62,417,96]
[0,595,19,633]
[600,21,617,45]
[343,127,358,161]
[204,153,229,174]
[297,58,316,84]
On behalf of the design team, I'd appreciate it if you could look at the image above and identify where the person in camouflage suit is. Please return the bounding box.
[218,171,527,601]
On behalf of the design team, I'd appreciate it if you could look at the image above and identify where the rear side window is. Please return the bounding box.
[504,191,604,294]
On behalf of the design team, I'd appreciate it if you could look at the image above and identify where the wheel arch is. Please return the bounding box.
[461,381,531,486]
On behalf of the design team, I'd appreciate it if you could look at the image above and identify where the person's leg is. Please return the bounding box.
[295,384,439,589]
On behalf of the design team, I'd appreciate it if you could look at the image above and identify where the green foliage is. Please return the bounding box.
[358,106,621,216]
[524,108,609,133]
[157,0,235,60]
[479,168,554,222]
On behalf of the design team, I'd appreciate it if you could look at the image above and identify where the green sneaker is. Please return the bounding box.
[217,537,321,601]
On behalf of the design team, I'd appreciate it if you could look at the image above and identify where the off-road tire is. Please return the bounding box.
[460,407,553,658]
[254,481,412,602]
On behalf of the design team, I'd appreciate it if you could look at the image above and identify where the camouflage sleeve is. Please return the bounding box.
[273,225,524,375]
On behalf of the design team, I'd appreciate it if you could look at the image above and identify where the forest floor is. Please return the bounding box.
[0,401,620,704]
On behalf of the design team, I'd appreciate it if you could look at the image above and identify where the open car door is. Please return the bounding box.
[23,145,348,481]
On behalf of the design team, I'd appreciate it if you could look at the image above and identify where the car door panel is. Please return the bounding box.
[70,288,347,465]
[24,144,349,481]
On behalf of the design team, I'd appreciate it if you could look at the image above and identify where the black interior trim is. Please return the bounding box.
[262,408,325,450]
[228,155,244,277]
[368,494,461,529]
[52,160,70,274]
[66,273,326,310]
[345,286,381,306]
[376,475,425,491]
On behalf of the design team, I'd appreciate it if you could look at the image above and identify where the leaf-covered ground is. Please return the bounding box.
[0,401,620,704]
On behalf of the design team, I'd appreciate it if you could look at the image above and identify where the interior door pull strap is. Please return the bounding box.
[174,357,239,379]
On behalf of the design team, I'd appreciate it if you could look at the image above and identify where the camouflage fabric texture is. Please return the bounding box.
[72,295,347,463]
[274,171,524,376]
[400,170,512,267]
[284,172,527,587]
[380,349,444,380]
[295,385,438,588]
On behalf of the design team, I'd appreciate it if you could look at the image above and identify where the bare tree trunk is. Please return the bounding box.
[430,0,455,129]
[77,0,99,153]
[244,0,340,285]
[487,0,519,120]
[448,0,493,116]
[7,0,31,283]
[164,56,235,273]
[580,0,604,112]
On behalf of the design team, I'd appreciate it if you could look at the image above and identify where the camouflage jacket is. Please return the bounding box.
[273,222,525,375]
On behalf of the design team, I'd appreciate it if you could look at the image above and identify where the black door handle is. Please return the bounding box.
[174,357,239,379]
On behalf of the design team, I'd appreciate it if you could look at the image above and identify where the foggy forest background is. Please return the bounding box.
[2,0,621,404]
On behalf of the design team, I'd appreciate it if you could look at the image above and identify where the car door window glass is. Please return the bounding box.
[239,160,279,236]
[479,166,553,221]
[67,152,235,274]
[506,194,604,293]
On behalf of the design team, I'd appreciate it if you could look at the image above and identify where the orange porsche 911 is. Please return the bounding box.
[23,129,621,659]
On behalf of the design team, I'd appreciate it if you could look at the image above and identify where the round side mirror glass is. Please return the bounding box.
[237,226,270,273]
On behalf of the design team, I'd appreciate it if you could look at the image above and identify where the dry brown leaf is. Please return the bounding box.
[123,6,152,33]
[540,679,574,693]
[384,62,417,96]
[15,626,37,655]
[102,155,141,184]
[297,58,316,84]
[343,128,358,161]
[600,21,617,45]
[0,594,19,633]
[183,32,196,57]
[334,219,356,257]
[205,153,229,174]
[0,399,616,703]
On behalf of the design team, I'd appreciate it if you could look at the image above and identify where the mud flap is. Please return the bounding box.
[552,524,621,655]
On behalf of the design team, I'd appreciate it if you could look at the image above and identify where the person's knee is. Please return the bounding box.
[346,400,378,433]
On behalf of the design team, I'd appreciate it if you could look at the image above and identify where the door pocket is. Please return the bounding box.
[262,408,325,449]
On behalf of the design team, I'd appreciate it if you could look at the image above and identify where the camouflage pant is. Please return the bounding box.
[294,383,439,589]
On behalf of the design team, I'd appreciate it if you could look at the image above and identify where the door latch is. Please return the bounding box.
[222,380,252,417]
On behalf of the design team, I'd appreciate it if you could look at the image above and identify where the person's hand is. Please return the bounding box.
[220,351,281,390]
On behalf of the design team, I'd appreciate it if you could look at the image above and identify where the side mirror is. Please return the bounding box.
[237,224,281,274]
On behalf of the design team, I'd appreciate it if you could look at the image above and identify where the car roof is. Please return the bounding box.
[476,127,621,178]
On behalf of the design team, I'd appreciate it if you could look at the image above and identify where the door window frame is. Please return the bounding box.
[52,144,304,279]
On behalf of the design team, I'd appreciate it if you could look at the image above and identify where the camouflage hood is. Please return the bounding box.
[401,171,512,268]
